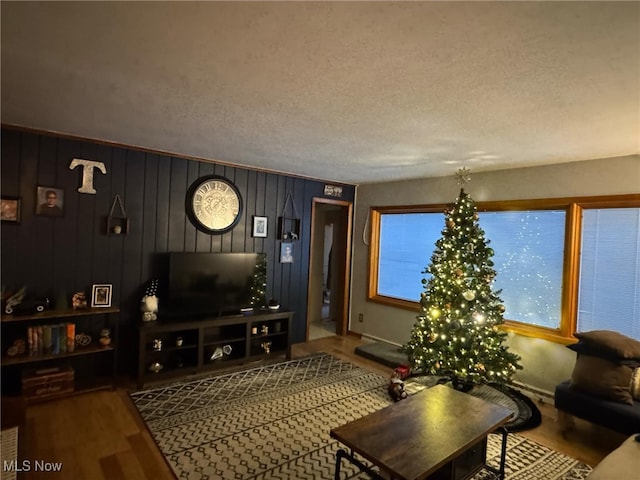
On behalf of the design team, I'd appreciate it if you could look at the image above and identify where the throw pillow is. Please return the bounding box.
[570,353,633,405]
[567,341,640,367]
[573,330,640,360]
[632,368,640,401]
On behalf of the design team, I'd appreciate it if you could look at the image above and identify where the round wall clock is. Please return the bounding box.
[186,175,243,234]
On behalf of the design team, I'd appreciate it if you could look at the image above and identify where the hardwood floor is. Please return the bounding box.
[10,335,626,479]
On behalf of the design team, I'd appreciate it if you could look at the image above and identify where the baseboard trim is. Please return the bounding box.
[511,380,555,405]
[360,334,402,347]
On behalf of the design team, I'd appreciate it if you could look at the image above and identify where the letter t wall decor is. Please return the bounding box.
[69,158,107,194]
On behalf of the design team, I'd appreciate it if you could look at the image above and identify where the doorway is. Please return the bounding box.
[307,198,352,340]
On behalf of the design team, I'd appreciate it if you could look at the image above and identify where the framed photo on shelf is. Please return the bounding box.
[35,186,64,217]
[1,196,21,223]
[91,284,113,308]
[252,216,268,238]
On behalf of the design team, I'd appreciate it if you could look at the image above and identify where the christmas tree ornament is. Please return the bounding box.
[462,290,476,301]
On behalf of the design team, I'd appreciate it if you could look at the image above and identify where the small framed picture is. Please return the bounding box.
[91,284,113,308]
[253,216,268,238]
[1,196,21,223]
[280,242,294,263]
[36,186,64,217]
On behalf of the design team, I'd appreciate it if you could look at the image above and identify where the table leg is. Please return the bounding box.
[335,448,345,480]
[497,427,509,480]
[334,448,385,480]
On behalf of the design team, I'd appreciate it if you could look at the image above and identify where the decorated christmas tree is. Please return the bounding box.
[403,171,522,388]
[249,254,267,308]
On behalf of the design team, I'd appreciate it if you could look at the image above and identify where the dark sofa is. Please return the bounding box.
[555,380,640,435]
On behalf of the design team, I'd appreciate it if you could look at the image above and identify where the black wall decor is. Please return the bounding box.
[0,127,355,376]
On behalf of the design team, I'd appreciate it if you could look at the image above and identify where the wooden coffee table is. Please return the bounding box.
[330,384,513,480]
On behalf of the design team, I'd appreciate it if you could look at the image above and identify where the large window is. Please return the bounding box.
[578,208,640,340]
[369,195,640,343]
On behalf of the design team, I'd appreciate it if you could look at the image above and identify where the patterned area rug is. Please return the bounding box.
[130,353,592,480]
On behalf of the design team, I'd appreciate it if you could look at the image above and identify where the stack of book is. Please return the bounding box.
[27,323,76,356]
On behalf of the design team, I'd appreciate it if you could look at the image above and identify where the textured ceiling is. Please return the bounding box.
[1,2,639,184]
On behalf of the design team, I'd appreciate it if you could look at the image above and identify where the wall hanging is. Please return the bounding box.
[277,192,301,241]
[186,175,243,234]
[107,194,129,235]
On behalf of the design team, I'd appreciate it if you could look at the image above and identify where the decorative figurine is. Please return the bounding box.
[72,292,87,310]
[99,328,111,347]
[141,279,159,322]
[149,362,163,373]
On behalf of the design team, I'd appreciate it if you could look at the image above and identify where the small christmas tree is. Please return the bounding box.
[403,174,522,388]
[249,254,267,308]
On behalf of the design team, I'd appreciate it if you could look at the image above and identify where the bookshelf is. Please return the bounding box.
[137,309,293,388]
[1,307,119,402]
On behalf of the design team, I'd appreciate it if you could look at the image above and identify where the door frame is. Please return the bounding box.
[307,197,353,338]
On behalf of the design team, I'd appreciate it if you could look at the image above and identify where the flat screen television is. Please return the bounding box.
[166,252,266,317]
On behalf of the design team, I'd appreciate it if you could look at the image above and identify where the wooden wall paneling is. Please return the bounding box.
[251,170,264,254]
[51,138,80,299]
[121,149,146,282]
[90,143,114,286]
[106,147,127,302]
[1,129,21,194]
[260,171,277,301]
[167,157,188,253]
[153,154,172,254]
[16,133,40,290]
[184,159,201,252]
[271,174,286,306]
[289,177,309,342]
[32,133,58,295]
[244,169,257,253]
[119,149,147,371]
[140,153,160,277]
[231,166,248,253]
[0,131,21,289]
[18,132,38,213]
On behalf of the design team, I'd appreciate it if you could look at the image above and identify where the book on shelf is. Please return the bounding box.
[42,325,52,354]
[58,324,67,354]
[67,323,75,353]
[24,322,76,357]
[51,325,59,355]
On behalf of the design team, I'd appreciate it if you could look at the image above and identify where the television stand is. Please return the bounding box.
[136,309,294,388]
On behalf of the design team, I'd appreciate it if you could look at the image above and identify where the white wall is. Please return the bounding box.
[350,155,640,395]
